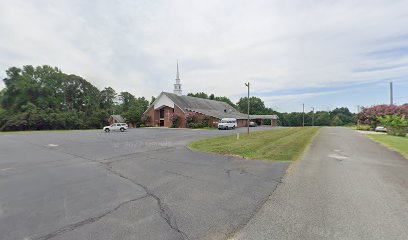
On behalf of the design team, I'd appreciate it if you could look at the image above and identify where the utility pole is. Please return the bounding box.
[311,107,314,126]
[390,82,394,105]
[302,103,305,127]
[245,82,250,134]
[357,105,361,126]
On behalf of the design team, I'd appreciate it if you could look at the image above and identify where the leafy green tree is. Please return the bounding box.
[100,87,117,112]
[0,65,115,131]
[119,92,136,112]
[62,74,101,113]
[330,107,354,125]
[237,97,267,114]
[331,115,343,126]
[378,115,408,136]
[315,112,331,126]
[123,97,149,127]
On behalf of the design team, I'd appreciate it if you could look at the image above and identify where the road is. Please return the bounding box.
[233,127,408,240]
[0,127,287,240]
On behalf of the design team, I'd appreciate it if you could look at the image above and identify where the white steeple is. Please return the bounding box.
[174,60,182,96]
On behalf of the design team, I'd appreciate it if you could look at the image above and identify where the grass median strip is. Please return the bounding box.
[367,134,408,159]
[188,127,320,161]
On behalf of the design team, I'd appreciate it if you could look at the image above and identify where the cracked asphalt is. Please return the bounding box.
[0,127,287,240]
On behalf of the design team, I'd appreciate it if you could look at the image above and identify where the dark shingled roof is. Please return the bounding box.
[110,115,125,123]
[162,92,249,119]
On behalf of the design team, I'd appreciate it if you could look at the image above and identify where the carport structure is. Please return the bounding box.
[250,115,279,126]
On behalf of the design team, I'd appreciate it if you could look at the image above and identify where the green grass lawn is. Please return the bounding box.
[367,134,408,159]
[189,127,320,161]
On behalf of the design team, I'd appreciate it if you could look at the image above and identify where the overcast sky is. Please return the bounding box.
[1,0,408,112]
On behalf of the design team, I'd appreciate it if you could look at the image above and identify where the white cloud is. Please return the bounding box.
[1,0,408,110]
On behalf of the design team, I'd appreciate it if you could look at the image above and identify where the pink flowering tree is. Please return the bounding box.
[185,112,196,124]
[170,113,180,128]
[357,104,408,128]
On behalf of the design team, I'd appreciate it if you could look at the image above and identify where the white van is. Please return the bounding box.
[218,118,237,130]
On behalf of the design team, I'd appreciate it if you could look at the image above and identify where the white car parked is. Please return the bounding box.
[103,123,128,132]
[218,118,237,130]
[375,126,387,132]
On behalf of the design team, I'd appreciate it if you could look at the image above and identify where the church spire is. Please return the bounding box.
[174,60,182,96]
[176,59,180,80]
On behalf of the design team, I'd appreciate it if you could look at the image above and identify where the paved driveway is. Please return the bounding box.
[0,127,287,240]
[234,127,408,240]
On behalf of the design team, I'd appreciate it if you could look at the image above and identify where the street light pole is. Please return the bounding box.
[311,107,314,126]
[302,103,305,127]
[245,82,250,134]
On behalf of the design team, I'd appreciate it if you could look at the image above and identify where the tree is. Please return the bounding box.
[330,107,354,125]
[1,65,65,111]
[237,97,266,115]
[357,105,408,128]
[0,65,115,131]
[122,97,149,127]
[100,87,117,113]
[119,92,136,112]
[150,96,156,105]
[61,74,101,113]
[331,115,343,126]
[315,112,331,126]
[378,115,408,136]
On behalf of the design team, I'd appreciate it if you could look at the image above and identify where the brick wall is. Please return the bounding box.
[237,119,248,127]
[144,107,156,126]
[174,106,186,128]
[271,119,278,127]
[144,107,253,128]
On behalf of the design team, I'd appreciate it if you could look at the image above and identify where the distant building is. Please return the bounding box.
[142,61,278,128]
[108,115,125,125]
[144,92,250,127]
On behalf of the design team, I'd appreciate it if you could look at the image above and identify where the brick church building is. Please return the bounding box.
[143,62,278,128]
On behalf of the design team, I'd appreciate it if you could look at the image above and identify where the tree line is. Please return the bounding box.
[0,65,357,131]
[187,92,356,126]
[0,65,149,131]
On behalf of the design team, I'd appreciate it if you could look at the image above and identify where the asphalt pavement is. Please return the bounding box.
[0,127,287,240]
[233,127,408,240]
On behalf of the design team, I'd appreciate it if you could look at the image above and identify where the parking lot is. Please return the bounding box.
[0,127,287,240]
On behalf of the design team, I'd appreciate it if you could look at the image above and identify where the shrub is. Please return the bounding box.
[185,112,196,124]
[356,124,372,131]
[170,113,180,128]
[187,122,205,128]
[357,105,408,128]
[202,116,210,127]
[378,115,408,137]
